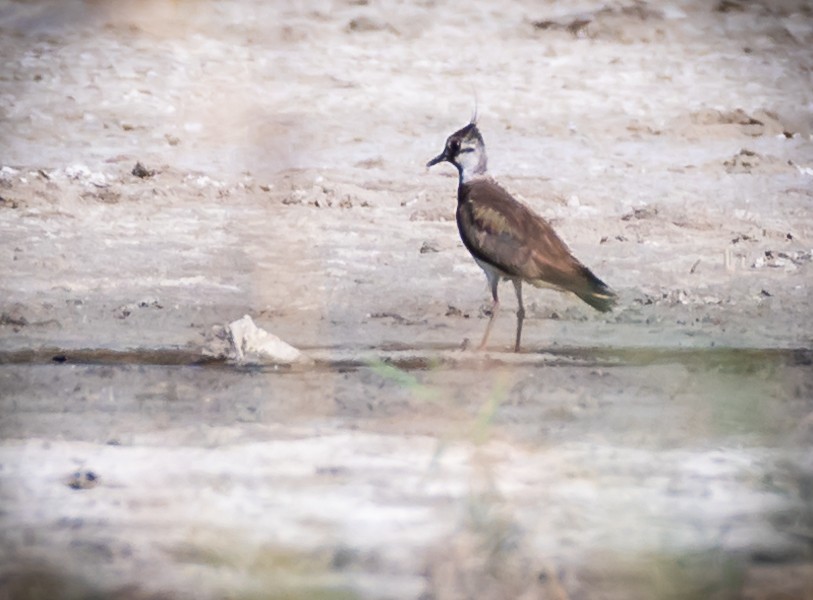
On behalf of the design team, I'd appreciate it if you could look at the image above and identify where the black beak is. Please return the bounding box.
[426,151,447,168]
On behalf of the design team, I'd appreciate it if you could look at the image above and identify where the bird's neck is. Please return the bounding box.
[458,160,488,184]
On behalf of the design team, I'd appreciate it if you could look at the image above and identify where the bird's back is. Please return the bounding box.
[457,177,616,311]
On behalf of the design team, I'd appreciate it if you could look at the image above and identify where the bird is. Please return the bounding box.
[426,117,617,352]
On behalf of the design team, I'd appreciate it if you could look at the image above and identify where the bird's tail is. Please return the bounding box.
[574,266,617,312]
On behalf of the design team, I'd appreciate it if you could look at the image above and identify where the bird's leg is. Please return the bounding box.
[477,278,500,351]
[512,279,525,352]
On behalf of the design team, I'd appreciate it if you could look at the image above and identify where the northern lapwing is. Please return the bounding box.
[426,118,617,352]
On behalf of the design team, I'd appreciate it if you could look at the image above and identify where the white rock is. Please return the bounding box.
[66,164,91,180]
[227,314,309,365]
[63,164,107,186]
[0,165,19,179]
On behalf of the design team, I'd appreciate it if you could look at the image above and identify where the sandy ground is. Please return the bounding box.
[1,0,813,598]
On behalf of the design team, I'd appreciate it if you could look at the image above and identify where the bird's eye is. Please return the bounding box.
[449,139,460,152]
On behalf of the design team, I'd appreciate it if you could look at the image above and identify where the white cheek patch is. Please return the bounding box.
[457,145,487,183]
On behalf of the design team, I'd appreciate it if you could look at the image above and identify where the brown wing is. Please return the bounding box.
[456,178,616,311]
[457,179,584,288]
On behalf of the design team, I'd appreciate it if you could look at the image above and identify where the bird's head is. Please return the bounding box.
[427,120,488,183]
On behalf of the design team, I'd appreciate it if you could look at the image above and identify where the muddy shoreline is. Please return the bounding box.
[2,0,812,598]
